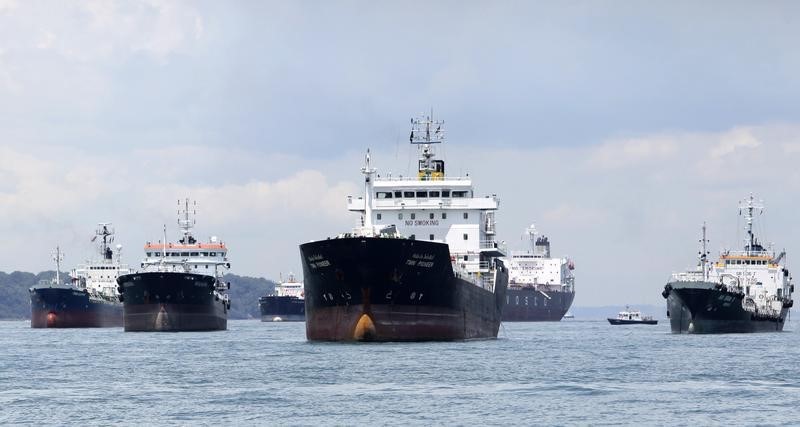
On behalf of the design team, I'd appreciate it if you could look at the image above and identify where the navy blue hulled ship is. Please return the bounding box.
[30,224,128,328]
[663,195,794,333]
[116,199,231,332]
[502,225,575,321]
[301,114,509,342]
[259,273,305,321]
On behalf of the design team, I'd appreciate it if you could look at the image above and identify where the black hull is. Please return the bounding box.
[300,237,509,342]
[665,281,789,333]
[29,287,122,328]
[259,296,306,321]
[608,318,657,325]
[117,272,228,332]
[502,287,575,321]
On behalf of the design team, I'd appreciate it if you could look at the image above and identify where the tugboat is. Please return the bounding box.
[259,273,305,321]
[607,306,657,325]
[30,224,128,328]
[300,113,509,342]
[502,224,575,321]
[662,195,794,333]
[116,199,231,332]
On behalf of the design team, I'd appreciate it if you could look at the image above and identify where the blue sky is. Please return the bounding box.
[1,1,800,305]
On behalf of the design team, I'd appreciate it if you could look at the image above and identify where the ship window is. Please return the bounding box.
[202,252,209,256]
[394,191,402,198]
[429,234,434,240]
[429,213,434,219]
[463,212,469,219]
[190,252,199,256]
[398,213,403,220]
[411,213,416,219]
[209,252,216,256]
[463,233,468,240]
[442,213,447,219]
[452,191,468,198]
[377,213,382,220]
[376,191,392,199]
[403,191,415,198]
[416,191,427,198]
[205,265,209,269]
[442,190,450,197]
[146,252,152,257]
[463,255,468,261]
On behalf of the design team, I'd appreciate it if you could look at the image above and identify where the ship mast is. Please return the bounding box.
[699,222,709,280]
[52,246,63,285]
[361,149,376,232]
[739,194,764,253]
[410,112,445,180]
[95,223,114,261]
[525,224,537,252]
[178,198,197,244]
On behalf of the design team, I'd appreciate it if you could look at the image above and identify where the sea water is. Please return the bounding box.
[1,319,798,425]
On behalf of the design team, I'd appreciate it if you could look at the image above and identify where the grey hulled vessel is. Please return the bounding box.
[662,195,794,333]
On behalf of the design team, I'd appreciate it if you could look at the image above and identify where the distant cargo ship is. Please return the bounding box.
[663,195,794,333]
[117,199,231,332]
[259,273,305,321]
[502,225,575,321]
[30,224,127,328]
[300,114,508,341]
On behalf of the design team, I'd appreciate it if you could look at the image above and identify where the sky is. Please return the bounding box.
[1,1,800,306]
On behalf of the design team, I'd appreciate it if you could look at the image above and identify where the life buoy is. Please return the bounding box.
[758,294,764,300]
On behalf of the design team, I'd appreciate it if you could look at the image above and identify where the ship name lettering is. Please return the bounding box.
[406,259,417,266]
[412,253,435,260]
[417,261,434,268]
[308,254,324,262]
[314,260,331,268]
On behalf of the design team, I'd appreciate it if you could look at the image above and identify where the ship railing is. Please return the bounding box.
[374,175,472,182]
[670,271,705,282]
[479,240,505,251]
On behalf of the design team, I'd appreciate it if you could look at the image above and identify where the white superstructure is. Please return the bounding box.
[670,195,794,318]
[506,224,575,293]
[344,113,504,291]
[70,224,129,303]
[274,273,304,299]
[140,199,231,300]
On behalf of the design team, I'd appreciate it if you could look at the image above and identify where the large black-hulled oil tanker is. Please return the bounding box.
[663,196,793,333]
[116,199,231,332]
[502,225,575,321]
[259,273,305,321]
[301,114,508,341]
[30,225,127,328]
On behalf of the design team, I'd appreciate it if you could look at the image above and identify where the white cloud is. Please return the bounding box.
[709,127,761,159]
[588,137,678,169]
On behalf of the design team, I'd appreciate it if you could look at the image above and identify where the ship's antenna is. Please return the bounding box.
[95,222,114,261]
[52,246,63,285]
[525,224,537,252]
[410,112,445,180]
[739,193,764,253]
[699,222,710,280]
[361,149,377,232]
[162,224,167,263]
[178,198,197,244]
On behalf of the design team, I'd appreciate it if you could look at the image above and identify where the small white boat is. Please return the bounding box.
[608,306,657,325]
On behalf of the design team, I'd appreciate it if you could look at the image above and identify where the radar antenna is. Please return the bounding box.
[94,222,115,261]
[738,194,764,253]
[178,198,197,244]
[410,111,446,180]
